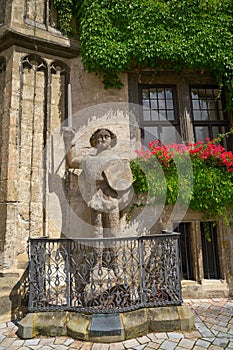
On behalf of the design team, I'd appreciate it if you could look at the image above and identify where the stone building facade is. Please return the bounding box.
[0,0,232,322]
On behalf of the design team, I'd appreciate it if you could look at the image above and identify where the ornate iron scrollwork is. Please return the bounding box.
[28,233,182,313]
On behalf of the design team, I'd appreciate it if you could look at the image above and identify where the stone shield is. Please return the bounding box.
[103,160,133,191]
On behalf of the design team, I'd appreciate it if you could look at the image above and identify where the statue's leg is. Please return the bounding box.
[103,211,120,238]
[102,211,120,270]
[90,209,103,238]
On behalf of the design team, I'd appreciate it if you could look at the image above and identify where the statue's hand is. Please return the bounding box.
[63,127,75,145]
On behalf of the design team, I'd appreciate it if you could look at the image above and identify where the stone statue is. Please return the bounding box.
[64,128,133,238]
[63,128,133,301]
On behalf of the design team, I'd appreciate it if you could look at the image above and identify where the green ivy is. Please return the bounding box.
[190,159,233,220]
[54,0,233,106]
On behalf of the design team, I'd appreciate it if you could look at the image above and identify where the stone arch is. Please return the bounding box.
[21,54,47,72]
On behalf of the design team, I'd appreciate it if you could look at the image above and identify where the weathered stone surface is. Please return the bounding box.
[33,312,67,337]
[17,313,34,339]
[148,305,194,333]
[178,305,194,330]
[15,304,194,342]
[121,308,149,340]
[148,306,181,332]
[67,313,91,340]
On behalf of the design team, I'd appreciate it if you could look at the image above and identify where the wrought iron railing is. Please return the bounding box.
[28,232,182,314]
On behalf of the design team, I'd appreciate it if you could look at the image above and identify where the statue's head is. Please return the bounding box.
[90,128,117,149]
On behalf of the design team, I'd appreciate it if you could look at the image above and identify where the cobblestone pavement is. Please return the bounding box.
[0,299,232,349]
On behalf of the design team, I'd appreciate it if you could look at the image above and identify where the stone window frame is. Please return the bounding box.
[24,0,79,35]
[24,0,63,34]
[48,0,58,29]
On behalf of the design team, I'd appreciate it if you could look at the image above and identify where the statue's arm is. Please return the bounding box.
[63,127,81,169]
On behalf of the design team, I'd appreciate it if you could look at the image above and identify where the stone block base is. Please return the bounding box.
[17,304,194,343]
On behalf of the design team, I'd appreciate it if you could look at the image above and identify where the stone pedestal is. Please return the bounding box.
[17,304,194,342]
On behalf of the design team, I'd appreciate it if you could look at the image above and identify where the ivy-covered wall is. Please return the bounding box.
[54,0,233,107]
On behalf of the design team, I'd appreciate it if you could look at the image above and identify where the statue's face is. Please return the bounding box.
[96,130,112,150]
